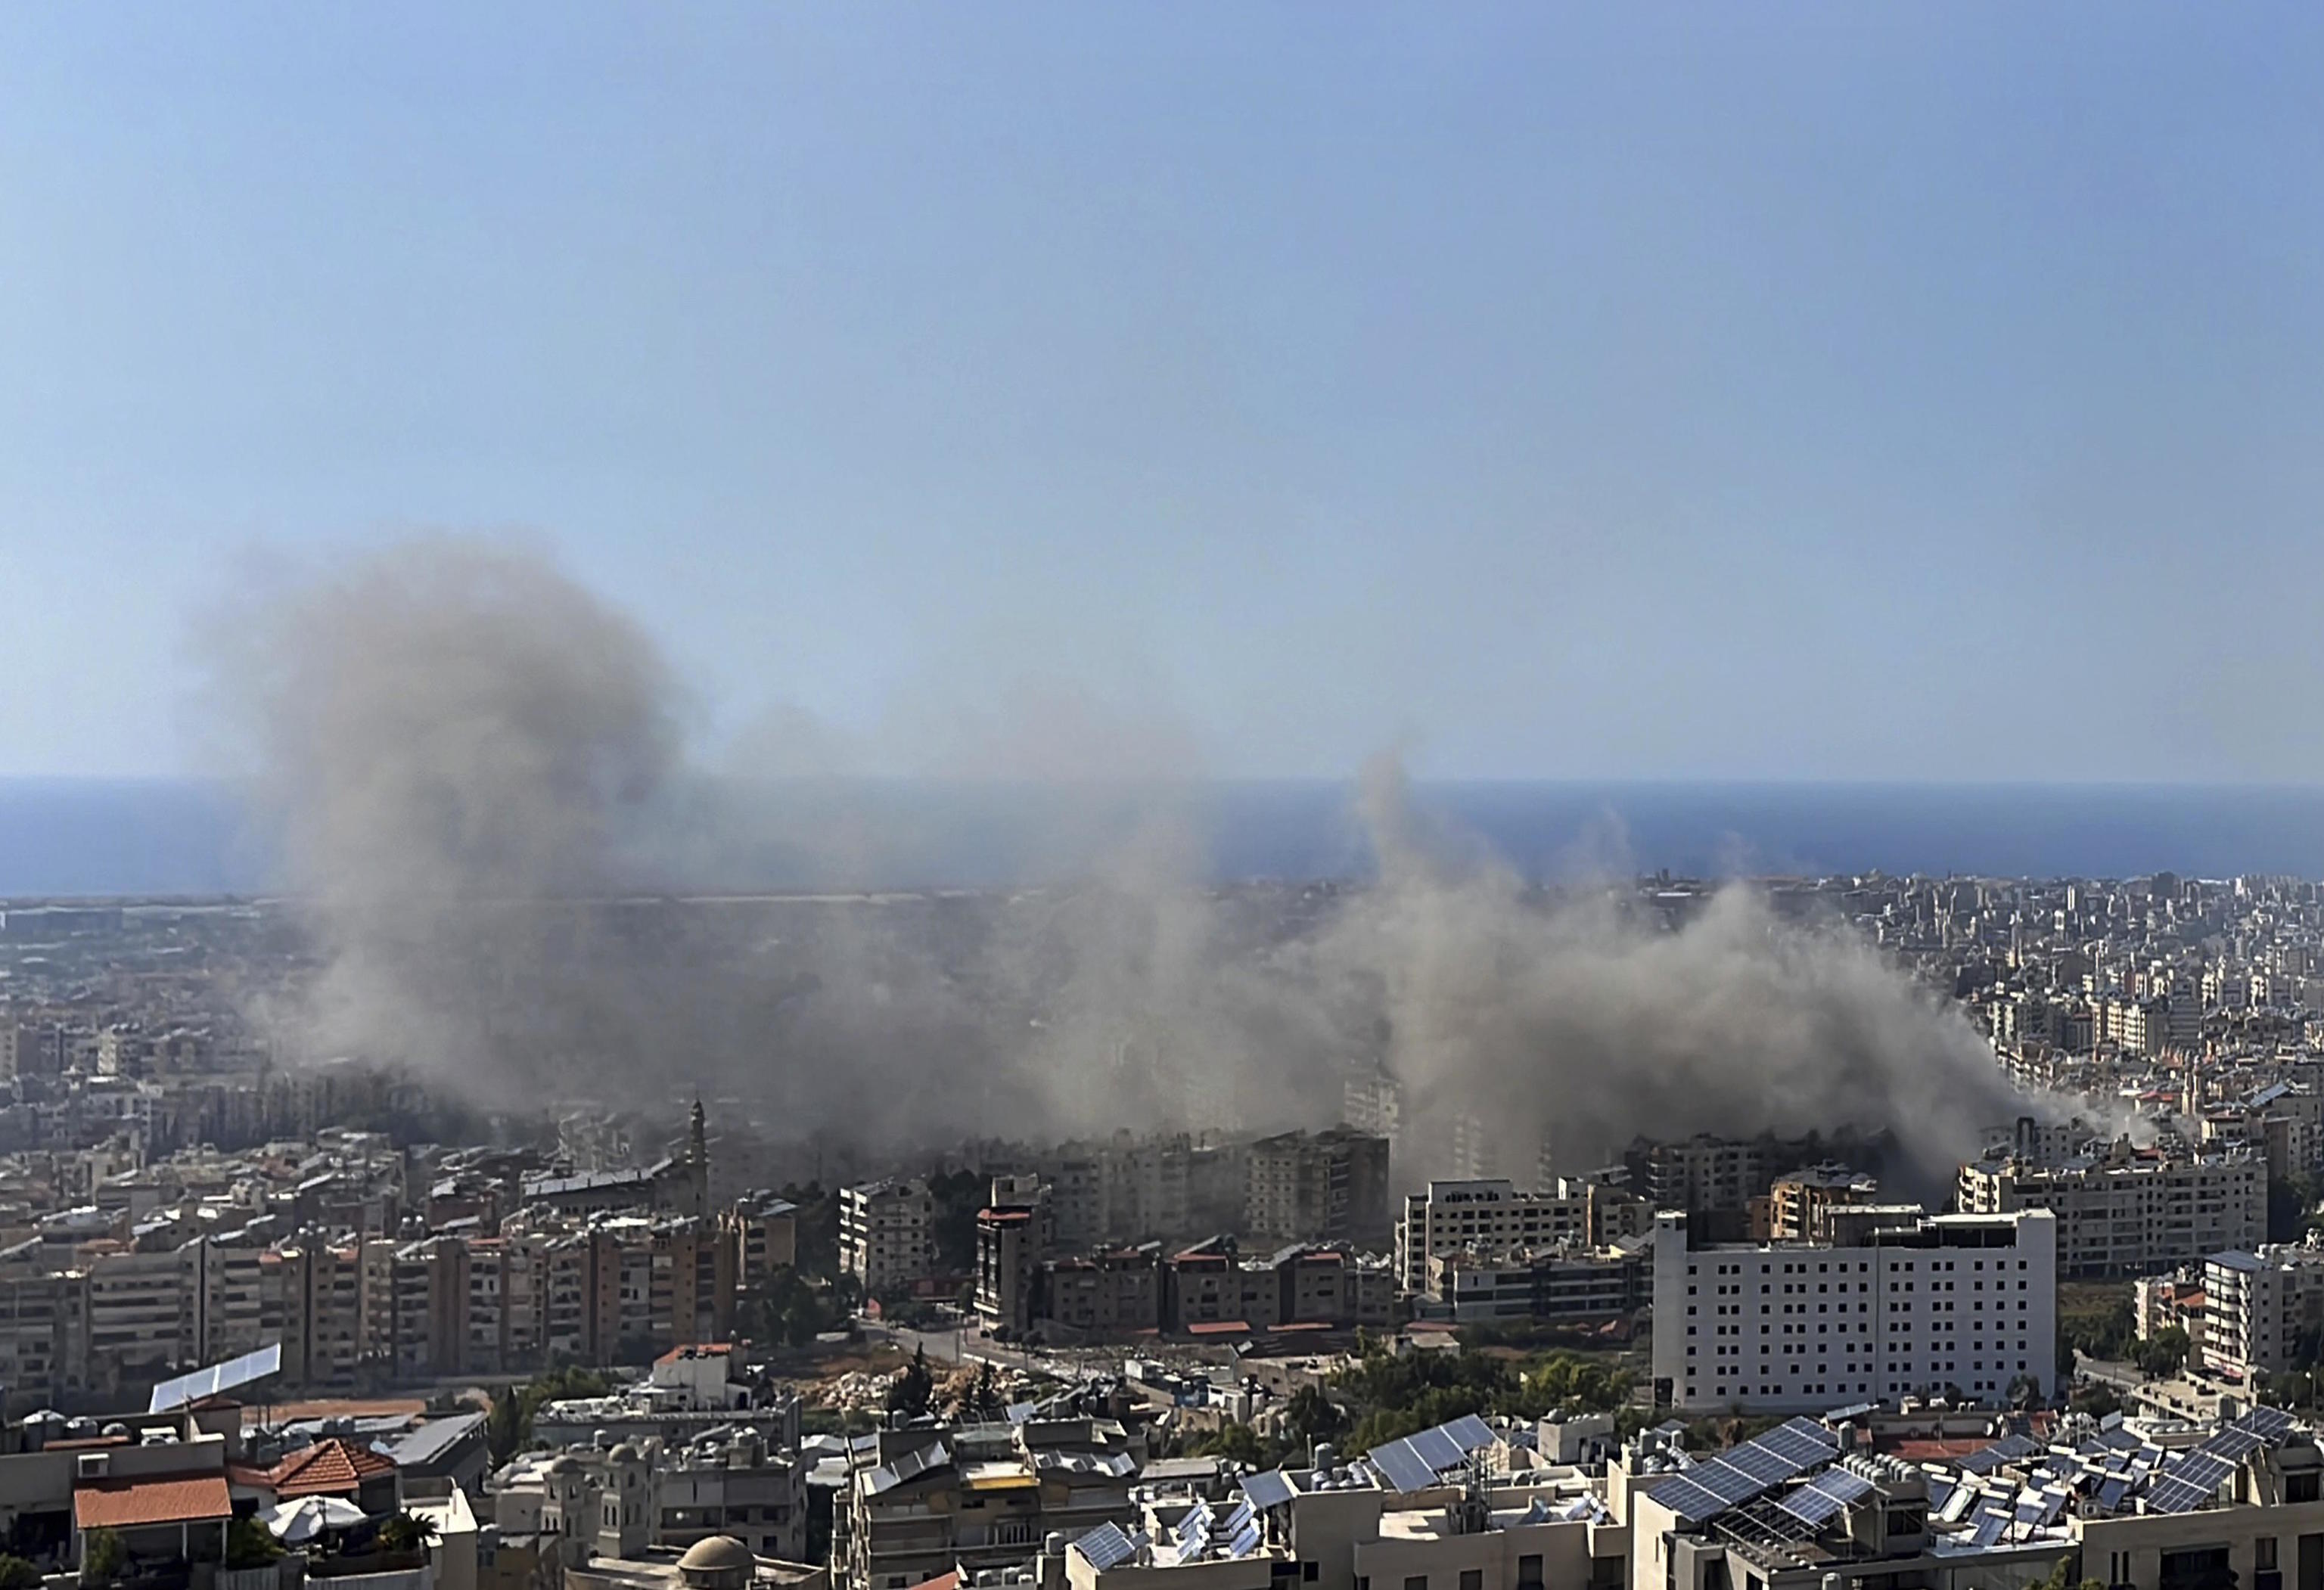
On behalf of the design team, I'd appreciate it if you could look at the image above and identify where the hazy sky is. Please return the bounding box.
[4,5,2322,783]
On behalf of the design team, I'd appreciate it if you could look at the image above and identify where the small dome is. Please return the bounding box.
[677,1536,754,1574]
[609,1443,641,1464]
[543,1455,579,1475]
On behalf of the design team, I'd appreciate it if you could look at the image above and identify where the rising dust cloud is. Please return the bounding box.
[216,539,2046,1192]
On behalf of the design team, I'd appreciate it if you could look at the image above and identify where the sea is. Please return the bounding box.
[7,778,2324,898]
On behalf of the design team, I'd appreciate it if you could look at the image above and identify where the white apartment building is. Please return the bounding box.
[1956,1147,2263,1278]
[1651,1206,2058,1413]
[1395,1179,1589,1290]
[839,1179,936,1294]
[2202,1246,2324,1380]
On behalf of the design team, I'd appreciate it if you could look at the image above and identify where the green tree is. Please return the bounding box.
[487,1366,618,1461]
[2030,1554,2105,1590]
[377,1514,440,1555]
[1283,1386,1347,1448]
[1191,1423,1266,1467]
[2132,1326,2190,1379]
[225,1518,283,1570]
[81,1529,126,1587]
[2068,1382,2122,1420]
[0,1557,43,1590]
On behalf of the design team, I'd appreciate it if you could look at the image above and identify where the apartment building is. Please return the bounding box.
[844,1419,1142,1590]
[1244,1129,1391,1251]
[1651,1206,2058,1412]
[0,1269,81,1399]
[721,1194,799,1291]
[975,1175,1051,1337]
[1064,1449,1611,1590]
[1417,1246,1647,1325]
[80,1242,200,1393]
[840,1179,937,1294]
[1627,1135,1768,1213]
[2202,1247,2324,1380]
[1395,1179,1589,1290]
[1957,1145,2264,1278]
[1042,1249,1165,1336]
[1158,1238,1392,1336]
[1766,1165,1881,1241]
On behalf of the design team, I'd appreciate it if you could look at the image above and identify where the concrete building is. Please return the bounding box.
[1766,1165,1881,1241]
[840,1180,937,1296]
[1651,1206,2058,1412]
[1243,1129,1391,1252]
[1626,1135,1766,1213]
[1064,1458,1613,1590]
[1395,1181,1589,1292]
[977,1175,1052,1338]
[843,1419,1141,1590]
[1417,1246,1648,1326]
[1958,1144,2265,1278]
[2202,1246,2324,1381]
[1041,1249,1165,1337]
[1623,1405,2324,1590]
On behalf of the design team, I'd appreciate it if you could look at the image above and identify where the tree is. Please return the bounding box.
[488,1366,619,1461]
[2133,1326,2190,1380]
[2068,1382,2123,1420]
[81,1529,126,1588]
[0,1557,42,1590]
[377,1514,440,1555]
[1283,1386,1347,1449]
[1191,1423,1266,1467]
[887,1345,935,1420]
[950,1360,1006,1422]
[225,1518,283,1570]
[2031,1554,2105,1590]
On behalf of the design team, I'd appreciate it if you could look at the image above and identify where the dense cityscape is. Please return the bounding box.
[2,869,2322,1590]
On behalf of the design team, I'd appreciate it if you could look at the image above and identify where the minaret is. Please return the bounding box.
[688,1098,710,1220]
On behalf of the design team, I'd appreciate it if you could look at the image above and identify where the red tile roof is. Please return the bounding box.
[74,1475,233,1530]
[269,1438,399,1498]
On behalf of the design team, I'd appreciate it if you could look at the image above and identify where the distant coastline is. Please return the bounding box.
[7,776,2324,898]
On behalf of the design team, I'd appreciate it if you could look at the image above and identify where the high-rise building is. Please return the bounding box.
[1651,1206,2058,1413]
[1244,1128,1392,1250]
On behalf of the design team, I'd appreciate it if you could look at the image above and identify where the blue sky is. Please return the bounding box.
[4,5,2322,782]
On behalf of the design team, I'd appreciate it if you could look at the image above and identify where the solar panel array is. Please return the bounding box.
[1958,1433,2042,1477]
[1240,1471,1296,1511]
[1774,1467,1874,1529]
[1648,1418,1840,1526]
[148,1342,283,1414]
[1075,1524,1142,1571]
[1365,1415,1500,1494]
[2243,1405,2297,1442]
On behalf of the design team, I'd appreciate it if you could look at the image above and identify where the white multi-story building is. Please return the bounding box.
[1395,1179,1589,1291]
[1651,1206,2058,1413]
[1956,1146,2263,1278]
[838,1179,935,1294]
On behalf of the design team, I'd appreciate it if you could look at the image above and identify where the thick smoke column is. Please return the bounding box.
[220,539,685,1101]
[1328,760,2035,1196]
[222,538,2049,1184]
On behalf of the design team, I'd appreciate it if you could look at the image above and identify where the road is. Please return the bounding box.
[863,1319,1064,1379]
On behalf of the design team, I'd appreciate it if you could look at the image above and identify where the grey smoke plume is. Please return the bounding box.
[221,538,2046,1190]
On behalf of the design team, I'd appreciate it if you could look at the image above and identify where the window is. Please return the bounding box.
[1406,1577,1429,1590]
[1460,1573,1483,1590]
[1518,1557,1543,1588]
[1304,1567,1320,1584]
